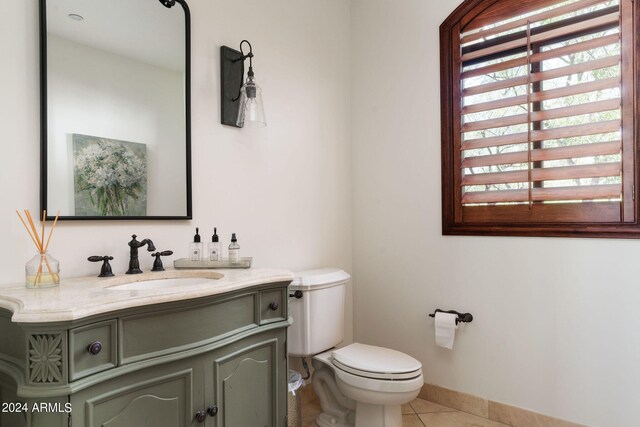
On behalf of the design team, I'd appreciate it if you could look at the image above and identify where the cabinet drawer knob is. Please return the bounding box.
[87,341,102,355]
[195,410,207,423]
[269,301,279,311]
[207,405,218,417]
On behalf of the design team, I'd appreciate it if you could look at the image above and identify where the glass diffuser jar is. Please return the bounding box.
[25,252,60,288]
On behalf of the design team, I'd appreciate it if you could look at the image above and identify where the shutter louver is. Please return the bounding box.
[459,0,625,221]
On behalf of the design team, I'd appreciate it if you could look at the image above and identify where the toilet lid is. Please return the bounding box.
[291,268,351,291]
[331,343,422,380]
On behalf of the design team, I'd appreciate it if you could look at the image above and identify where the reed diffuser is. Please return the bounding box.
[17,210,61,288]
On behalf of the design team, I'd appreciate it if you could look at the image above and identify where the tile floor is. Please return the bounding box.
[299,386,511,427]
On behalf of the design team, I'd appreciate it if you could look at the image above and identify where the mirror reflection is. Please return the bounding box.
[42,0,191,219]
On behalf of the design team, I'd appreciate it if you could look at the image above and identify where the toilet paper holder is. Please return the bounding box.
[429,309,473,325]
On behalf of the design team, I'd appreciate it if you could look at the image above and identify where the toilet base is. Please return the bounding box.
[315,412,354,427]
[314,399,405,427]
[354,402,402,427]
[312,364,356,426]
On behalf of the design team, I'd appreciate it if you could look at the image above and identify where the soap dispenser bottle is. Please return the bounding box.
[208,228,221,261]
[190,228,203,261]
[229,233,240,263]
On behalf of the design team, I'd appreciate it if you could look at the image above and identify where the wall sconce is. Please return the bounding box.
[220,40,266,128]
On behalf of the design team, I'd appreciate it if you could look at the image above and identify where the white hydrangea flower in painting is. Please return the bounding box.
[74,138,147,216]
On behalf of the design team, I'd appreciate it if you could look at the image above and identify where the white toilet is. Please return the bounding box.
[289,268,423,427]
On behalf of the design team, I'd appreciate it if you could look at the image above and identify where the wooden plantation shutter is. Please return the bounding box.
[441,0,639,237]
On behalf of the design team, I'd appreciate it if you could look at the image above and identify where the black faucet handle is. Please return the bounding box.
[88,256,115,277]
[151,250,173,272]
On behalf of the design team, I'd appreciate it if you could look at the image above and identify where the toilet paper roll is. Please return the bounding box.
[435,312,458,350]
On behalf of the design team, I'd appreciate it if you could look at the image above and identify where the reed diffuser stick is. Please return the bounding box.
[25,210,43,251]
[17,210,45,284]
[42,211,61,283]
[35,210,47,284]
[32,211,45,284]
[37,211,55,283]
[44,211,60,252]
[41,210,46,250]
[41,255,56,283]
[16,211,40,249]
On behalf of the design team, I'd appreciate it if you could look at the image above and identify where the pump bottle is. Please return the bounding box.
[189,228,203,261]
[229,233,240,263]
[208,228,221,261]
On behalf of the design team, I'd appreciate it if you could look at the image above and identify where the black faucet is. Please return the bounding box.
[126,235,156,274]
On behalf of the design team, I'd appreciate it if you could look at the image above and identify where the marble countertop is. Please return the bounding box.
[0,268,294,323]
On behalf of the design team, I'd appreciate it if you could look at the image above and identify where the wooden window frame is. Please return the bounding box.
[441,0,640,238]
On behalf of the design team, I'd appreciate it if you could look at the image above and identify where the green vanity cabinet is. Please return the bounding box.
[0,280,290,427]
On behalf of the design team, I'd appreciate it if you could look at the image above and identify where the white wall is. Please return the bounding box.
[350,1,640,426]
[0,0,352,342]
[47,35,186,216]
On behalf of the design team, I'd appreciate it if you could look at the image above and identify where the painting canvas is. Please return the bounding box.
[73,134,147,216]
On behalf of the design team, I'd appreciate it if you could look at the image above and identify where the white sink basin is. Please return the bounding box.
[108,277,219,291]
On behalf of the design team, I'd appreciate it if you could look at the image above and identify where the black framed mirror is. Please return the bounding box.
[39,0,191,220]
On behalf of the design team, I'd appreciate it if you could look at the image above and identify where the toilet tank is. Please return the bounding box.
[288,268,350,357]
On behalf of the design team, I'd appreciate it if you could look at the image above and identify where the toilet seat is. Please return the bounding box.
[332,361,424,395]
[332,359,421,380]
[331,343,422,380]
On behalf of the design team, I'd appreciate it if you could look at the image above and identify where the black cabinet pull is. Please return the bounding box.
[289,290,303,299]
[195,410,206,423]
[207,405,218,417]
[269,301,279,311]
[87,341,102,355]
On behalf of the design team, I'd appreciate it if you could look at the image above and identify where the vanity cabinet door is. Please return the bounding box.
[206,330,287,427]
[70,356,204,427]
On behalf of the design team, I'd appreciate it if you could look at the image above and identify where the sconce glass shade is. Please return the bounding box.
[236,75,266,128]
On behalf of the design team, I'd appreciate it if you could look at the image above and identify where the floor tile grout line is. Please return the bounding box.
[418,406,514,427]
[412,398,514,427]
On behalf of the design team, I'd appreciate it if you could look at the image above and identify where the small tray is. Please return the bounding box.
[173,257,252,269]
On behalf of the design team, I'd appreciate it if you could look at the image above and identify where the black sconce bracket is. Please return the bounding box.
[221,40,257,127]
[220,46,245,127]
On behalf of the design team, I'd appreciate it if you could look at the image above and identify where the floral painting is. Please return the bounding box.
[73,134,147,216]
